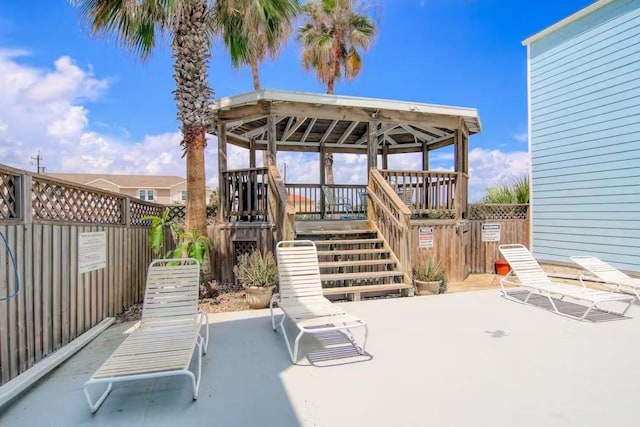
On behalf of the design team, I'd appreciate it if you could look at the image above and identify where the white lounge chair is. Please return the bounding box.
[83,258,209,413]
[271,240,368,363]
[570,255,640,302]
[498,244,633,321]
[321,185,352,217]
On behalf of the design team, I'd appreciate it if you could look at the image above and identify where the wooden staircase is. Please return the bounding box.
[295,220,414,300]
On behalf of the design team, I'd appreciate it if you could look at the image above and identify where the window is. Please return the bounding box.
[181,190,187,201]
[138,189,155,201]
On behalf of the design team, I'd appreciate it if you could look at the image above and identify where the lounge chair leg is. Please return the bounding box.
[292,330,304,363]
[546,294,560,315]
[84,381,113,413]
[194,340,203,399]
[581,302,596,321]
[279,318,302,363]
[361,324,369,354]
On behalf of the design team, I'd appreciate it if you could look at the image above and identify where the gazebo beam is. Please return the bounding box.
[270,103,461,129]
[356,123,396,144]
[282,117,308,141]
[300,118,317,143]
[217,101,270,121]
[320,120,339,144]
[337,121,359,144]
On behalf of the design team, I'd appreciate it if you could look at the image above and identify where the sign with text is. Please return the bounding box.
[418,227,434,248]
[481,223,501,242]
[78,232,107,274]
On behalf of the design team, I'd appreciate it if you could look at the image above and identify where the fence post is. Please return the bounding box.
[18,173,33,224]
[122,197,130,226]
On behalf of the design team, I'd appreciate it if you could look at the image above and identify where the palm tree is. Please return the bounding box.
[215,0,299,169]
[297,0,376,184]
[215,0,300,91]
[72,0,213,235]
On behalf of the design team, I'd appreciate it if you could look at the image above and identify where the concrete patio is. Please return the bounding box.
[2,289,639,427]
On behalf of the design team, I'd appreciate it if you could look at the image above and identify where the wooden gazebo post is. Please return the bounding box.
[367,121,378,176]
[217,123,228,222]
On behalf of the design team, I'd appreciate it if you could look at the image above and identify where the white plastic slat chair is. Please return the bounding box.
[498,244,634,321]
[271,240,368,363]
[571,256,640,301]
[83,258,209,413]
[321,185,352,216]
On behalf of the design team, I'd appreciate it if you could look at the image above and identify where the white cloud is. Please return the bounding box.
[468,147,529,201]
[513,132,528,143]
[47,105,88,138]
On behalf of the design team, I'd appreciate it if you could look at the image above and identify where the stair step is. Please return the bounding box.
[297,229,375,236]
[321,271,404,281]
[317,248,388,256]
[323,283,414,296]
[313,238,383,246]
[319,259,396,268]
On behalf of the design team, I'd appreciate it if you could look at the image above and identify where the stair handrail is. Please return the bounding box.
[267,162,296,241]
[367,169,412,283]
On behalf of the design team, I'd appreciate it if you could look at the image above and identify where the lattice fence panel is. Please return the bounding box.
[165,205,217,225]
[32,178,123,223]
[233,240,257,267]
[130,201,165,226]
[0,172,18,219]
[468,204,529,220]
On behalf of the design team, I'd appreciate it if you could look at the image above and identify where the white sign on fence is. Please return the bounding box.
[418,227,434,248]
[78,232,107,274]
[481,223,501,242]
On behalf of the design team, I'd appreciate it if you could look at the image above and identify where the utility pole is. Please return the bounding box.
[282,161,287,182]
[31,151,45,174]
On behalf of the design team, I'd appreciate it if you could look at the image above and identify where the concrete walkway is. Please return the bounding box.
[2,289,640,427]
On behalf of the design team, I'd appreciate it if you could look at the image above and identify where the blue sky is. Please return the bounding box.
[0,0,594,199]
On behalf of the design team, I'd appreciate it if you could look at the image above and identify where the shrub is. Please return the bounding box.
[233,250,278,288]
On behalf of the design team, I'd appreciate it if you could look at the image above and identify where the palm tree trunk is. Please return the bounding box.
[184,126,208,235]
[251,61,261,91]
[173,0,211,236]
[251,60,270,168]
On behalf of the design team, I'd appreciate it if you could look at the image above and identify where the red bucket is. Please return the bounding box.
[495,260,510,275]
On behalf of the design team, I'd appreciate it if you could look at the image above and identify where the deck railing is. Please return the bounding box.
[367,169,412,282]
[221,168,269,222]
[379,170,468,219]
[267,164,296,241]
[285,184,367,218]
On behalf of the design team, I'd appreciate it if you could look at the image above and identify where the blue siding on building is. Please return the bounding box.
[529,0,640,272]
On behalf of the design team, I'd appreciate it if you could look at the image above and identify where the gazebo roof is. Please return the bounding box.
[210,89,481,154]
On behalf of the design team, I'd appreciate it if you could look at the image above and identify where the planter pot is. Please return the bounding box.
[415,280,443,296]
[495,260,510,276]
[244,285,275,309]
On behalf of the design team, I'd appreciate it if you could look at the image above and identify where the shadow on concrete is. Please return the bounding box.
[504,289,629,322]
[2,315,303,427]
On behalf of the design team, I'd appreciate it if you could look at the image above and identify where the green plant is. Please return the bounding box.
[412,253,447,294]
[142,208,179,257]
[167,231,212,266]
[481,175,530,204]
[233,250,278,288]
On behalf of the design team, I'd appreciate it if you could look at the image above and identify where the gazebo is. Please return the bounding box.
[210,89,481,287]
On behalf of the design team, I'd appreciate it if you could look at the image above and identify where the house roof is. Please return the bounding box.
[209,89,481,155]
[522,0,615,45]
[47,173,186,189]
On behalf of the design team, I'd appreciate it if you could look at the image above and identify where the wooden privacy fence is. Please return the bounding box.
[466,204,530,274]
[0,164,163,385]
